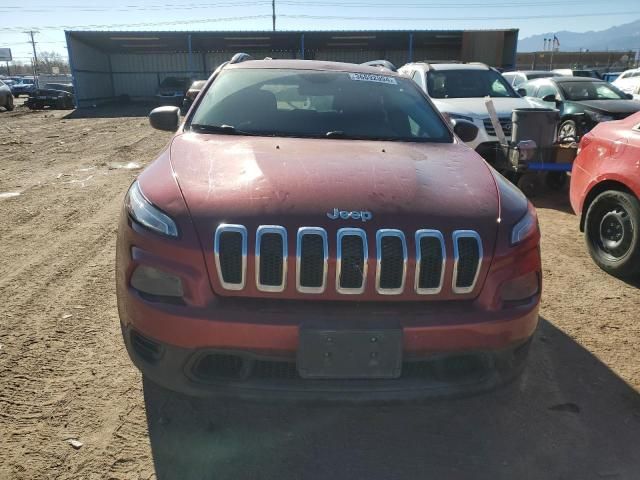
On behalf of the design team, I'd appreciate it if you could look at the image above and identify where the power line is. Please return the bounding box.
[0,1,270,13]
[280,11,640,21]
[2,14,272,32]
[279,0,599,6]
[0,0,607,13]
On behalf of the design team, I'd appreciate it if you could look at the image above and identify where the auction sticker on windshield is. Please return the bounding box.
[348,73,397,84]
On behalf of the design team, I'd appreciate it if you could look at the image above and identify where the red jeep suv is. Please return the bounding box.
[116,56,541,400]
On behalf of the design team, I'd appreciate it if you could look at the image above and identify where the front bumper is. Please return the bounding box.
[122,323,534,401]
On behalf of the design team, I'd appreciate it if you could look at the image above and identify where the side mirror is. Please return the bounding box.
[517,88,527,97]
[149,106,180,132]
[452,119,479,143]
[542,94,559,103]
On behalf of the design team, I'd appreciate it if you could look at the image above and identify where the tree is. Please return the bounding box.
[36,51,70,74]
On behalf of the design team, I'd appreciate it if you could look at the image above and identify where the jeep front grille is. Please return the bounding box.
[256,226,287,292]
[376,230,407,294]
[337,228,368,294]
[483,117,512,137]
[415,230,446,294]
[213,225,483,296]
[214,224,247,290]
[296,227,328,293]
[452,231,483,293]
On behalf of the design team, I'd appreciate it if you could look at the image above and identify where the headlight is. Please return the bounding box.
[587,111,613,122]
[447,113,475,122]
[511,206,538,245]
[125,181,178,237]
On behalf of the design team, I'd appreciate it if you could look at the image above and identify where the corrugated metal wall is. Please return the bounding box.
[110,53,206,97]
[68,31,517,106]
[68,37,113,107]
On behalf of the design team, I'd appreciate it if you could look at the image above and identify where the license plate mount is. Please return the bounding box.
[297,328,403,379]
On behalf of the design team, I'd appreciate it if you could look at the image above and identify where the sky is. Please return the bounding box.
[1,0,639,64]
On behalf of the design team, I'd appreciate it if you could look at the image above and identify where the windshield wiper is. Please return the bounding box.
[190,124,256,136]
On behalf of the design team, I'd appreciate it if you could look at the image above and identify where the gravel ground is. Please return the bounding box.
[0,104,638,480]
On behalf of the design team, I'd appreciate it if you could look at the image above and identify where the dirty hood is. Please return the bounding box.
[170,132,499,230]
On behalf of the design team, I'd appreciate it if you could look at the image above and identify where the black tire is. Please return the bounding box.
[584,190,640,278]
[517,173,541,197]
[558,120,577,141]
[13,93,19,98]
[545,171,567,190]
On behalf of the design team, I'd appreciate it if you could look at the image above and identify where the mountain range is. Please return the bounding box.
[518,19,640,52]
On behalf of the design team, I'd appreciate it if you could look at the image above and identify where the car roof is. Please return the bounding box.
[552,76,604,83]
[423,63,489,71]
[225,59,401,76]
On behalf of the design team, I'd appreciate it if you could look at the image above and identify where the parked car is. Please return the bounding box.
[518,77,640,139]
[25,83,75,110]
[602,72,623,83]
[0,80,14,111]
[570,111,640,278]
[552,68,601,79]
[181,79,206,114]
[155,76,191,105]
[398,62,540,163]
[612,67,640,95]
[10,77,35,97]
[116,56,542,400]
[502,70,559,87]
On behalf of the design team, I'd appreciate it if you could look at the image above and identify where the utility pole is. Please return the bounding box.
[27,30,39,87]
[272,0,276,31]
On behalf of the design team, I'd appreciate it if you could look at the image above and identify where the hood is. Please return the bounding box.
[33,88,71,96]
[432,97,535,118]
[569,99,640,115]
[170,133,499,228]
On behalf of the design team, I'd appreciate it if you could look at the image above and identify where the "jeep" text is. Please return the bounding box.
[326,208,373,222]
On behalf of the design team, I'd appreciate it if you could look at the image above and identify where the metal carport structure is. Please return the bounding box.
[65,29,518,107]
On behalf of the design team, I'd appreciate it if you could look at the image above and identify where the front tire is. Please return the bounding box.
[585,190,640,278]
[559,120,577,141]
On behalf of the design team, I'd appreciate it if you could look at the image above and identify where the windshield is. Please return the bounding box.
[427,69,518,98]
[558,81,627,101]
[160,77,188,89]
[190,68,451,142]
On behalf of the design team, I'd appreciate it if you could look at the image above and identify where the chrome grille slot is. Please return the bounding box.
[415,230,445,294]
[214,224,247,290]
[256,226,287,292]
[296,227,328,293]
[376,230,407,294]
[483,117,512,137]
[336,228,368,294]
[453,230,482,294]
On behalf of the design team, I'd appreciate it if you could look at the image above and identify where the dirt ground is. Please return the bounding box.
[0,103,639,480]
